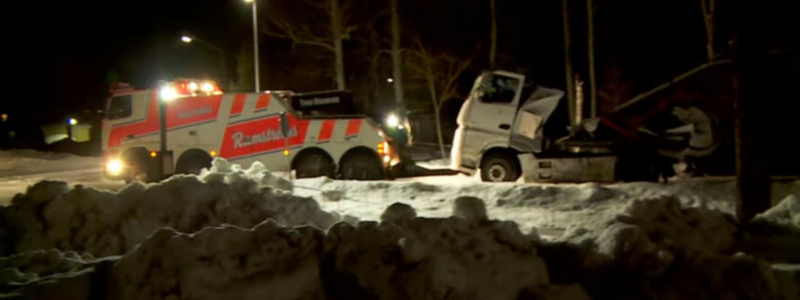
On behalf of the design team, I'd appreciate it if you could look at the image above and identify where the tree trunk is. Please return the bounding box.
[733,0,770,223]
[434,106,447,161]
[334,38,346,90]
[489,0,497,69]
[701,0,716,62]
[425,72,447,160]
[587,0,597,118]
[331,0,346,90]
[562,0,575,128]
[390,0,405,108]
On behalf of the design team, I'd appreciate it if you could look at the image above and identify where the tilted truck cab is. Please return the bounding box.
[451,70,621,183]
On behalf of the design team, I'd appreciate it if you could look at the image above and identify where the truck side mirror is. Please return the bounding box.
[279,112,290,137]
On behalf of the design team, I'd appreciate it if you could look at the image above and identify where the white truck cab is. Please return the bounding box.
[451,70,618,183]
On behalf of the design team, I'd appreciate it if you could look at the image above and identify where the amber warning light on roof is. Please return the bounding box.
[160,79,223,101]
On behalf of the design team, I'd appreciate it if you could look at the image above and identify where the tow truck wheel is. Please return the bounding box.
[294,151,335,178]
[480,154,520,182]
[340,152,384,181]
[124,156,157,184]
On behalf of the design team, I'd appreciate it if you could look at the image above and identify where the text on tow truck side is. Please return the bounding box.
[101,79,401,182]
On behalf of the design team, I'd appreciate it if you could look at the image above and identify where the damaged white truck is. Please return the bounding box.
[451,70,719,183]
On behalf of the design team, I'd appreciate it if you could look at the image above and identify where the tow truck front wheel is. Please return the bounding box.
[123,157,158,184]
[480,154,520,182]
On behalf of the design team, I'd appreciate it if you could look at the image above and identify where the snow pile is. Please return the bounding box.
[543,197,780,300]
[113,222,325,300]
[745,195,800,263]
[0,160,336,257]
[51,200,584,300]
[323,201,552,300]
[0,149,100,177]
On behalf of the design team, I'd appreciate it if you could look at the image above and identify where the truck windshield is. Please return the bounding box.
[481,74,519,104]
[106,95,132,120]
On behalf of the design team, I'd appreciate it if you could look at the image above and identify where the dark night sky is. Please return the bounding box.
[1,0,797,126]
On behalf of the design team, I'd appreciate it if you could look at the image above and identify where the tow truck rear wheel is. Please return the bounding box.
[480,153,520,182]
[339,151,385,181]
[294,151,335,179]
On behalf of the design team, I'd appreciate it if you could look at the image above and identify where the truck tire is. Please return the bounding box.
[480,154,520,182]
[294,152,335,178]
[340,154,384,181]
[176,150,212,175]
[124,156,158,184]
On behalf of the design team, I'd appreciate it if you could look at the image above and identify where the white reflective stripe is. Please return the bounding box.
[304,119,323,144]
[332,119,350,141]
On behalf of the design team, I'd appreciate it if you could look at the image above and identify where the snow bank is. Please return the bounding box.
[113,222,325,300]
[0,149,101,177]
[542,197,781,300]
[0,159,336,257]
[745,195,800,263]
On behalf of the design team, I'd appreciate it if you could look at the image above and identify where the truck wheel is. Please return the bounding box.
[294,152,335,178]
[176,150,212,175]
[124,156,158,184]
[480,154,519,182]
[340,155,384,181]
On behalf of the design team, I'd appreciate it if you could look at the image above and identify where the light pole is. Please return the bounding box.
[180,35,227,88]
[244,0,260,92]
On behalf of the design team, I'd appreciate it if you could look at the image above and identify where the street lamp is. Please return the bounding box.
[180,35,227,89]
[244,0,260,92]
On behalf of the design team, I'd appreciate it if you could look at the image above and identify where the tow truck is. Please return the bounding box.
[102,80,400,182]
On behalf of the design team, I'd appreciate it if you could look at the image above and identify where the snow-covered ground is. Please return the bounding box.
[0,150,123,205]
[1,153,800,299]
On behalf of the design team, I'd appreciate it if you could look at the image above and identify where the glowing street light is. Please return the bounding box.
[386,77,394,83]
[68,118,78,126]
[181,36,193,43]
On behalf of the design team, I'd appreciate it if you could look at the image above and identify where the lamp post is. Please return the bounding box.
[180,35,227,88]
[244,0,260,92]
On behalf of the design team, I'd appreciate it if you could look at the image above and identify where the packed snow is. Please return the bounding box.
[0,149,101,177]
[1,157,799,299]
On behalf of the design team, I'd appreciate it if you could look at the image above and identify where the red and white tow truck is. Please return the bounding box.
[101,79,400,182]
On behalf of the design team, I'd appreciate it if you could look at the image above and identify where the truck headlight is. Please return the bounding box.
[106,159,125,176]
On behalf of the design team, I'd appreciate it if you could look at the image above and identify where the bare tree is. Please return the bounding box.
[407,37,476,160]
[390,0,405,108]
[490,0,498,69]
[261,0,357,90]
[562,0,576,128]
[587,0,597,118]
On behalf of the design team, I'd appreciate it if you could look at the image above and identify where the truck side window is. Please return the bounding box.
[482,75,519,104]
[106,95,132,120]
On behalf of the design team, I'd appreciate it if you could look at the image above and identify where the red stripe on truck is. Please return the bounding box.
[318,120,335,142]
[255,94,271,111]
[218,114,310,159]
[230,94,247,116]
[345,119,362,137]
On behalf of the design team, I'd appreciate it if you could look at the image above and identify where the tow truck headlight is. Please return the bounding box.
[106,159,124,176]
